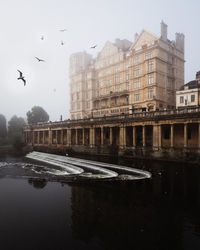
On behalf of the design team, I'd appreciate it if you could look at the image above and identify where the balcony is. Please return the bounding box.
[93,90,129,101]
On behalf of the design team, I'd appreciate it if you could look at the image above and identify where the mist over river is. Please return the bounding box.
[0,154,200,250]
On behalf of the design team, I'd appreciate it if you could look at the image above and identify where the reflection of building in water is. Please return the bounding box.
[70,165,186,249]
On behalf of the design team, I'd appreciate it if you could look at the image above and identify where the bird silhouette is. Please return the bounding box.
[35,57,45,62]
[17,70,26,86]
[61,40,65,45]
[90,44,97,49]
[59,29,67,32]
[41,36,44,40]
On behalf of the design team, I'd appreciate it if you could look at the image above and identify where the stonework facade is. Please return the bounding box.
[69,21,184,120]
[24,108,200,162]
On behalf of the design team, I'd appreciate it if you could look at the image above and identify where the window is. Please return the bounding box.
[86,102,90,109]
[126,83,130,90]
[148,61,154,71]
[97,81,102,88]
[180,96,184,103]
[167,79,171,88]
[126,72,130,80]
[77,83,80,91]
[116,85,120,92]
[116,66,120,72]
[71,103,75,111]
[191,95,195,102]
[116,75,120,83]
[167,92,171,100]
[134,93,140,101]
[87,82,91,89]
[106,88,110,94]
[134,79,140,89]
[106,79,111,86]
[126,61,130,68]
[145,52,152,60]
[148,89,154,99]
[134,67,140,76]
[133,56,139,64]
[77,102,80,110]
[148,74,154,84]
[77,92,80,100]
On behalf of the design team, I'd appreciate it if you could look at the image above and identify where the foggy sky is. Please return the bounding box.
[0,0,199,122]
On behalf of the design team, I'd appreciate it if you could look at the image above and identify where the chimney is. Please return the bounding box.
[160,20,168,41]
[196,71,200,83]
[175,33,185,52]
[134,33,139,41]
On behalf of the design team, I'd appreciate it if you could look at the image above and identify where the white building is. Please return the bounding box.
[176,71,200,109]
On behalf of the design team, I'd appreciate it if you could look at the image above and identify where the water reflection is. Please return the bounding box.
[0,155,200,249]
[69,159,200,250]
[28,178,47,189]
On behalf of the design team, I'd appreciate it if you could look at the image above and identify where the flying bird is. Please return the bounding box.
[90,44,97,49]
[61,40,65,45]
[17,70,26,86]
[35,57,45,62]
[59,29,67,32]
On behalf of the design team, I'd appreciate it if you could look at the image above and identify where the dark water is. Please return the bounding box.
[0,155,200,250]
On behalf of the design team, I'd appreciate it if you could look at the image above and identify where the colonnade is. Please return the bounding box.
[24,122,200,149]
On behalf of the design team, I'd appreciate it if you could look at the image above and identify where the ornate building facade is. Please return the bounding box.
[69,21,184,120]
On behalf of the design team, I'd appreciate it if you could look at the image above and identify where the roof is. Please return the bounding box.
[113,39,132,51]
[179,80,200,90]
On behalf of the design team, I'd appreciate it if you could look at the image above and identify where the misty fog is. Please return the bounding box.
[0,0,199,123]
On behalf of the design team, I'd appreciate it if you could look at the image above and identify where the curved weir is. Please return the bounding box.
[26,151,151,180]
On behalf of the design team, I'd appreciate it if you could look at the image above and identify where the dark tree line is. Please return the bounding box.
[0,114,7,139]
[0,106,49,149]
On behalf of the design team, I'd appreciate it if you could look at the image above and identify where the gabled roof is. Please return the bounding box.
[130,29,159,50]
[97,41,119,59]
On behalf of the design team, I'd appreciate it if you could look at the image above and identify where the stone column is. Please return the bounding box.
[55,130,58,144]
[158,125,162,148]
[89,127,95,147]
[109,127,113,145]
[119,126,125,148]
[170,124,174,147]
[42,131,45,144]
[82,128,85,145]
[101,127,104,145]
[67,129,71,146]
[153,125,159,148]
[75,129,78,145]
[49,129,52,145]
[61,130,63,145]
[198,123,200,149]
[32,131,35,145]
[184,123,188,148]
[142,126,146,147]
[37,131,39,144]
[133,126,136,148]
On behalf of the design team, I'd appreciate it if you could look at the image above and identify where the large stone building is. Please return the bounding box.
[69,21,184,120]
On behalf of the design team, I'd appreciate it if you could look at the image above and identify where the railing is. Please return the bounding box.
[24,106,200,130]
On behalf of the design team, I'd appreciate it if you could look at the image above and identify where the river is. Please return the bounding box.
[0,154,200,250]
